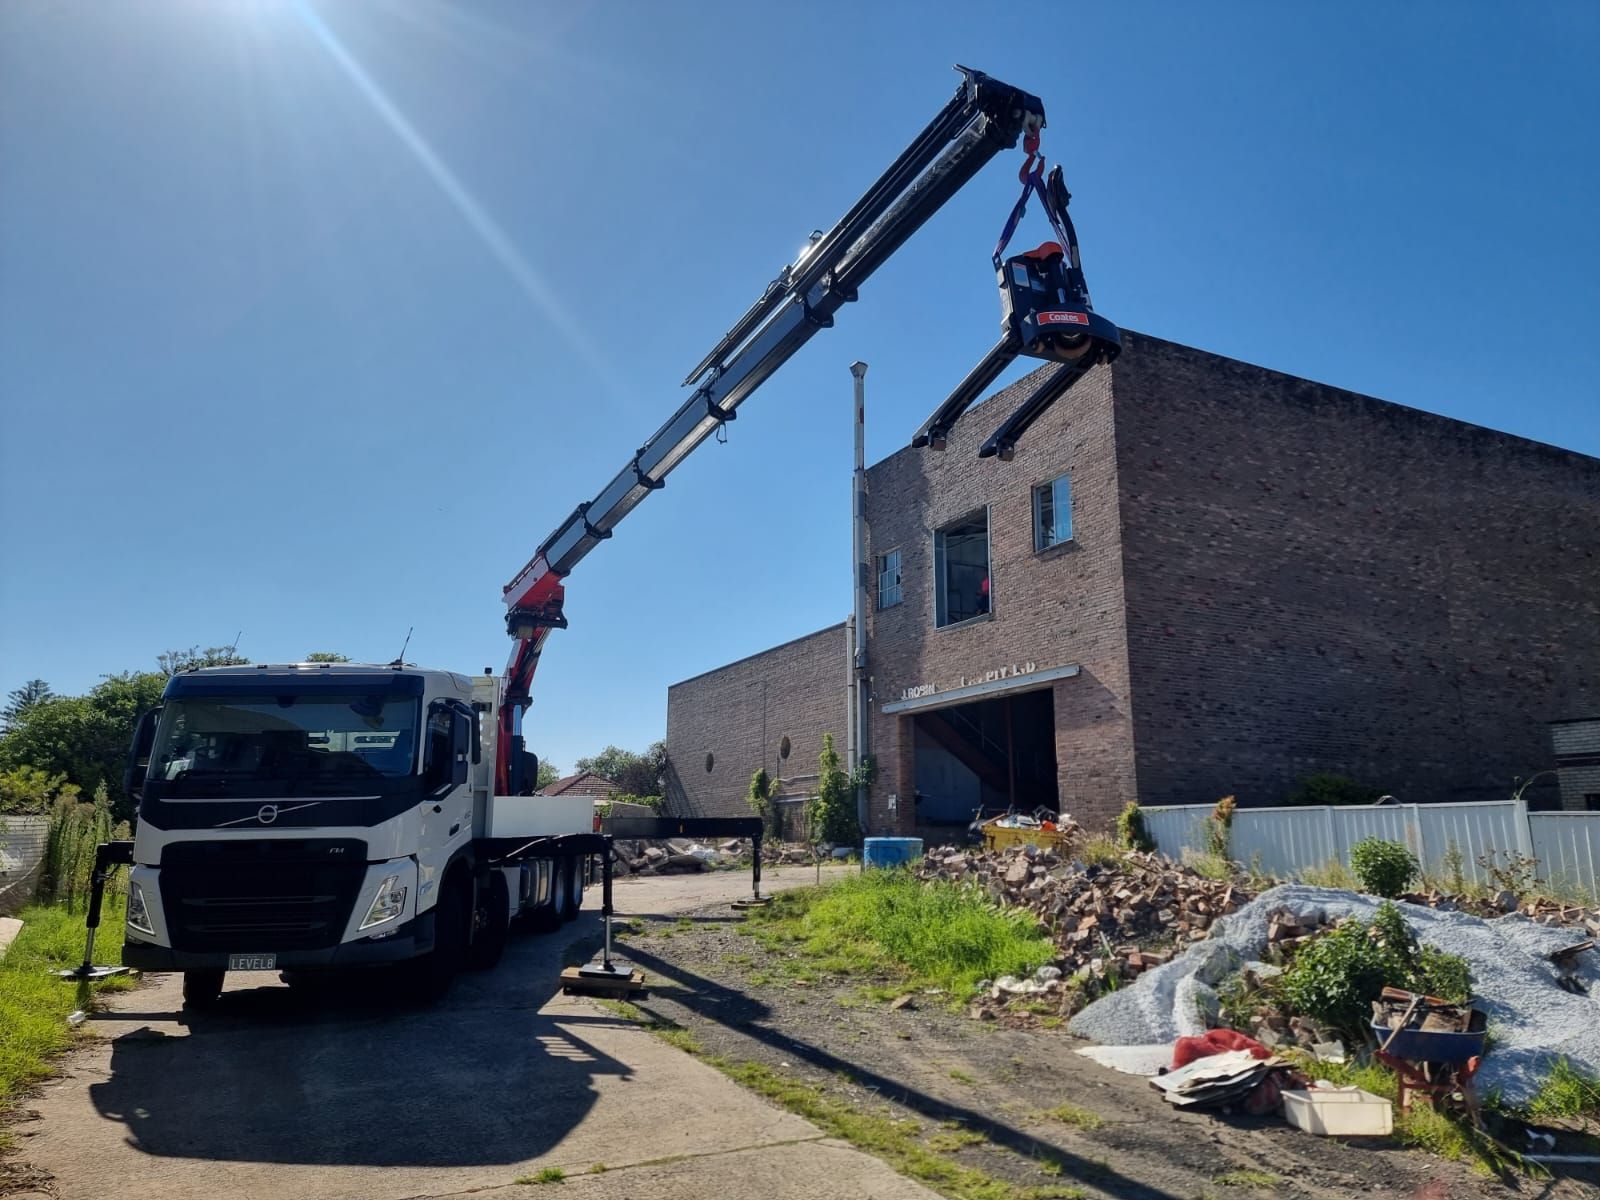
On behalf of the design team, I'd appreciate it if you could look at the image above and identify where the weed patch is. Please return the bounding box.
[0,896,135,1121]
[743,873,1053,999]
[1041,1102,1102,1131]
[709,1057,1083,1200]
[516,1166,566,1184]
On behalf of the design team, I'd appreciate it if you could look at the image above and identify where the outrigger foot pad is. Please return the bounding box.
[561,962,648,998]
[55,965,131,981]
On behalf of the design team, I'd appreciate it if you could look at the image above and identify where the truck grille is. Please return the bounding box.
[159,840,368,953]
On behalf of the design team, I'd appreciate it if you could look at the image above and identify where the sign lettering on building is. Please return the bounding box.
[898,661,1038,703]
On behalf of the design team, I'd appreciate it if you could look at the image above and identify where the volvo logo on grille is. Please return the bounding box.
[257,804,279,825]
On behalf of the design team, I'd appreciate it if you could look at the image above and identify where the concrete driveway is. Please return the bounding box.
[17,865,933,1200]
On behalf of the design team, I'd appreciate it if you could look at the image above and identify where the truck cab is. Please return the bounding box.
[121,663,588,1005]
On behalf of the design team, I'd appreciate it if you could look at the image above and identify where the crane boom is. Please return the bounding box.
[496,68,1062,795]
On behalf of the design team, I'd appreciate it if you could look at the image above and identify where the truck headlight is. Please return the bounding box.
[359,874,408,931]
[126,882,156,937]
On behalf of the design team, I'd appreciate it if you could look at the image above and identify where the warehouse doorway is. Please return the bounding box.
[910,688,1058,827]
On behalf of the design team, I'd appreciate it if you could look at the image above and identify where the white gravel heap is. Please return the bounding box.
[1066,884,1600,1107]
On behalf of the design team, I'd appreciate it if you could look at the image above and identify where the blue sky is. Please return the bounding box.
[2,1,1596,775]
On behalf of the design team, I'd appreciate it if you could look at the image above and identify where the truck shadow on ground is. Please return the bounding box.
[86,916,627,1167]
[617,940,1193,1200]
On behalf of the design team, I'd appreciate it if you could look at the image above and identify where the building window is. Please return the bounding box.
[1033,474,1072,551]
[934,508,990,627]
[779,735,792,760]
[877,549,902,609]
[704,752,714,773]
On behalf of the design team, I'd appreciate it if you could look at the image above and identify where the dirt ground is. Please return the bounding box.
[610,900,1600,1200]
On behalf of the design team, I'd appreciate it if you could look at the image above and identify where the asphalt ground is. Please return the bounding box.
[12,864,929,1200]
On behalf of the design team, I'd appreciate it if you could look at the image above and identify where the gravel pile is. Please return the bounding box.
[1067,884,1600,1107]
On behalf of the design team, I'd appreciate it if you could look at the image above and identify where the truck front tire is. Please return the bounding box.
[466,872,510,970]
[182,969,225,1009]
[409,876,468,1002]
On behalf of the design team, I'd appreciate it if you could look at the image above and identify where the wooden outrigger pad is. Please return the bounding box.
[561,963,648,998]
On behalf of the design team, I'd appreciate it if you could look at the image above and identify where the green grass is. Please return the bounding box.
[1213,1169,1281,1188]
[708,1057,1083,1200]
[744,873,1054,1000]
[1077,835,1122,867]
[1041,1102,1102,1132]
[516,1166,566,1184]
[1296,857,1358,890]
[948,1068,976,1085]
[1525,1057,1600,1123]
[0,896,135,1126]
[1180,849,1233,881]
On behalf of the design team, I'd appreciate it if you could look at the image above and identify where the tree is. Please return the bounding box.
[157,645,250,675]
[0,670,166,824]
[1285,773,1379,807]
[304,652,351,663]
[536,759,561,790]
[2,679,54,730]
[809,732,859,846]
[0,764,78,815]
[575,741,666,797]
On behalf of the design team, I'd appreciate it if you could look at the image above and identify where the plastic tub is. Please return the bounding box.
[1281,1087,1394,1136]
[862,837,924,869]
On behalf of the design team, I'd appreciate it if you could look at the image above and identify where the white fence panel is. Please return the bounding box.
[1529,814,1600,896]
[1410,802,1526,886]
[0,815,49,917]
[1138,799,1539,890]
[1142,805,1210,861]
[1228,808,1337,878]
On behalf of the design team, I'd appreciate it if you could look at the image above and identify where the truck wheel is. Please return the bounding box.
[410,876,467,1002]
[182,969,225,1009]
[466,872,510,970]
[530,859,566,933]
[563,855,584,921]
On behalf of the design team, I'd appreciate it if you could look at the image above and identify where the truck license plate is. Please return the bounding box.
[227,953,277,972]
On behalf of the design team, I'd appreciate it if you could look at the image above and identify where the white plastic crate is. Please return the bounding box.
[1281,1087,1394,1136]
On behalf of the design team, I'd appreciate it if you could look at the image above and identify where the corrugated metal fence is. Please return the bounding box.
[0,816,49,917]
[1142,799,1600,896]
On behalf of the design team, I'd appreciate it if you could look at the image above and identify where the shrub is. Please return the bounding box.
[42,783,126,910]
[0,765,78,816]
[1204,795,1235,859]
[808,733,859,846]
[1348,837,1419,898]
[1285,773,1379,807]
[747,768,776,836]
[1477,848,1541,899]
[1279,901,1470,1035]
[1115,802,1154,853]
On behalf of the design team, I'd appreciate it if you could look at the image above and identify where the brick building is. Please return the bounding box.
[664,332,1600,836]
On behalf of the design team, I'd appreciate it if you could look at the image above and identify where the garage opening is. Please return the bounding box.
[910,688,1058,828]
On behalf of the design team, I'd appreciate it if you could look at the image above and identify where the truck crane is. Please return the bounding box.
[89,67,1119,1009]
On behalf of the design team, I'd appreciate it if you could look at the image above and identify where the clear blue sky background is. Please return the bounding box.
[2,1,1596,775]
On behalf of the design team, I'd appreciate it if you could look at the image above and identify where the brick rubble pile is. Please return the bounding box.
[918,843,1253,1005]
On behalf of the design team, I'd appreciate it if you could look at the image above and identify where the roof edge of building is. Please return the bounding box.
[863,330,1599,475]
[667,620,847,691]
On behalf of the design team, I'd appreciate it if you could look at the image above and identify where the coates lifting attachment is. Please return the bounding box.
[911,128,1121,460]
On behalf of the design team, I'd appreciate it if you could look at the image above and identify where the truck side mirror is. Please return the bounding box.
[450,711,471,788]
[124,707,162,802]
[519,750,540,796]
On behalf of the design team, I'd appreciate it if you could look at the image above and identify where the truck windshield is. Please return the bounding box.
[149,694,421,792]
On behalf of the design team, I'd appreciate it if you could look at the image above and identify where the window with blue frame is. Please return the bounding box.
[1032,474,1072,551]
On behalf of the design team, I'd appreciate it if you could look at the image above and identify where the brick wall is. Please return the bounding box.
[664,623,848,818]
[1112,332,1600,808]
[863,362,1139,834]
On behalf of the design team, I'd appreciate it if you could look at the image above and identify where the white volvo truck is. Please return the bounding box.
[119,663,598,1006]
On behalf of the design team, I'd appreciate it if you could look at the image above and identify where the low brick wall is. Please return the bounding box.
[0,816,49,917]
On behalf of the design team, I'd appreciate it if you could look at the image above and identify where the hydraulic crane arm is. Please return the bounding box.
[495,67,1048,795]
